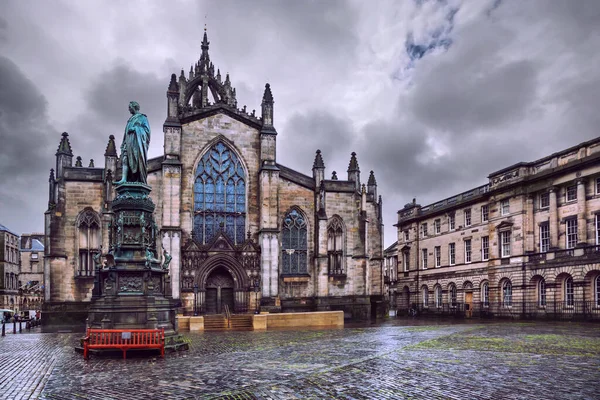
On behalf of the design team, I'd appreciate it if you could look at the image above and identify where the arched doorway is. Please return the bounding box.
[204,267,235,314]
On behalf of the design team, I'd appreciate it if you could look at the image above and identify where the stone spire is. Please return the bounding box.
[56,132,73,156]
[48,169,56,208]
[89,159,95,168]
[312,149,325,188]
[367,170,377,200]
[104,135,117,157]
[313,149,325,169]
[347,152,360,191]
[168,73,179,92]
[55,132,73,179]
[260,83,277,135]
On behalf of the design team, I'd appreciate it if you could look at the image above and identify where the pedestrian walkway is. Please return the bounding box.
[0,320,598,399]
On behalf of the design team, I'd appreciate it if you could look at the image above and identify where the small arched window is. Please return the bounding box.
[449,283,457,307]
[77,209,101,276]
[434,285,442,308]
[422,286,429,307]
[502,280,512,307]
[564,276,574,307]
[282,209,308,275]
[327,217,344,276]
[538,278,546,307]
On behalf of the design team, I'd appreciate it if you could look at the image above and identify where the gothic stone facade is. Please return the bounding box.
[43,32,385,324]
[387,137,600,320]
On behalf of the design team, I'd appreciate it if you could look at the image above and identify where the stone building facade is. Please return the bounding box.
[19,234,45,312]
[43,32,385,324]
[0,223,20,312]
[389,137,600,319]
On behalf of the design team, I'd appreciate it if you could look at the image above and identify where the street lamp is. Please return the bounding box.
[193,284,198,316]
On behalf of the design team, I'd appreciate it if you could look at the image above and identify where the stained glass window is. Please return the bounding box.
[194,142,246,244]
[327,217,344,276]
[282,209,308,274]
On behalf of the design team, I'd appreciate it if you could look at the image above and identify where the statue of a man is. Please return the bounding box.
[115,101,151,184]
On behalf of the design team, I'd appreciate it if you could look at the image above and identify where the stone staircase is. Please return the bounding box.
[230,315,253,330]
[202,314,254,331]
[203,314,228,331]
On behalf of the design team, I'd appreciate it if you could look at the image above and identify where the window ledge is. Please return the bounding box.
[282,274,310,283]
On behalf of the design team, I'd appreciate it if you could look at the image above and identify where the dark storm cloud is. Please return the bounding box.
[0,56,57,230]
[65,62,167,164]
[279,110,354,175]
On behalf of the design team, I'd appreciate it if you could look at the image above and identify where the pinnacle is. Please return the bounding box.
[56,132,73,156]
[104,135,117,157]
[313,149,325,169]
[368,170,377,186]
[348,152,360,172]
[262,83,274,104]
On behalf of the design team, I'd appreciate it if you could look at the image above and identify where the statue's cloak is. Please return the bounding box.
[123,112,150,183]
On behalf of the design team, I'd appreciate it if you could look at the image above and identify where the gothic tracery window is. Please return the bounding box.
[327,217,345,276]
[194,142,246,244]
[77,209,101,276]
[281,209,308,275]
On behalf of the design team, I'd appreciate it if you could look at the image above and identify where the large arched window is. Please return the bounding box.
[77,209,101,276]
[422,286,429,307]
[434,285,442,308]
[564,276,574,307]
[481,281,490,307]
[595,276,600,307]
[327,217,344,276]
[281,209,308,275]
[449,283,457,307]
[538,278,547,307]
[193,142,246,244]
[502,280,512,307]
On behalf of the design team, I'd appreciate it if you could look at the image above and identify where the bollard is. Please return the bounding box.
[19,321,22,333]
[13,321,16,334]
[1,321,5,337]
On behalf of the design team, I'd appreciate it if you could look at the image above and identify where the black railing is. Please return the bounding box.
[395,301,600,321]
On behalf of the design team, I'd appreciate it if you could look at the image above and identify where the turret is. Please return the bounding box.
[55,132,73,179]
[167,73,180,120]
[367,170,377,201]
[312,150,325,188]
[347,152,360,191]
[260,83,278,166]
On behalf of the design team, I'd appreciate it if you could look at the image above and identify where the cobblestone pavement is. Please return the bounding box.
[1,319,599,399]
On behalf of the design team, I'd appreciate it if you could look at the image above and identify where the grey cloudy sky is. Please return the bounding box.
[1,0,599,247]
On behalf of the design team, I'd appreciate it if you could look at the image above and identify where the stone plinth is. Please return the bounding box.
[86,183,177,336]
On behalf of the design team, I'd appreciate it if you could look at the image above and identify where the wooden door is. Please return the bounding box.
[205,288,217,314]
[465,292,473,318]
[221,288,234,314]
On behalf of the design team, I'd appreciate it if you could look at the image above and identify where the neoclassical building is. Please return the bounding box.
[388,137,600,320]
[43,32,385,324]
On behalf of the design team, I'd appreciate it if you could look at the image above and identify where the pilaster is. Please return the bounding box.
[577,179,587,244]
[549,187,559,248]
[525,194,534,252]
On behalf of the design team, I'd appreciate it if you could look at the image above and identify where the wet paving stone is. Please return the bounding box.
[0,320,599,399]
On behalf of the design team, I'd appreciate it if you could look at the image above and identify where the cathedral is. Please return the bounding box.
[42,31,385,325]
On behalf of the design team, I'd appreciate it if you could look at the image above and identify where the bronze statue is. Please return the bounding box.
[115,101,151,184]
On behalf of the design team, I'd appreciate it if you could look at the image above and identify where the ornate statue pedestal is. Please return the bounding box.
[86,183,181,343]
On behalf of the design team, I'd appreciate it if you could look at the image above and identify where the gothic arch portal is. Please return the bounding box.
[194,254,250,314]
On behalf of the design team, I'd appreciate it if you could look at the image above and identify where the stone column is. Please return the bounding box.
[549,187,558,249]
[577,179,587,244]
